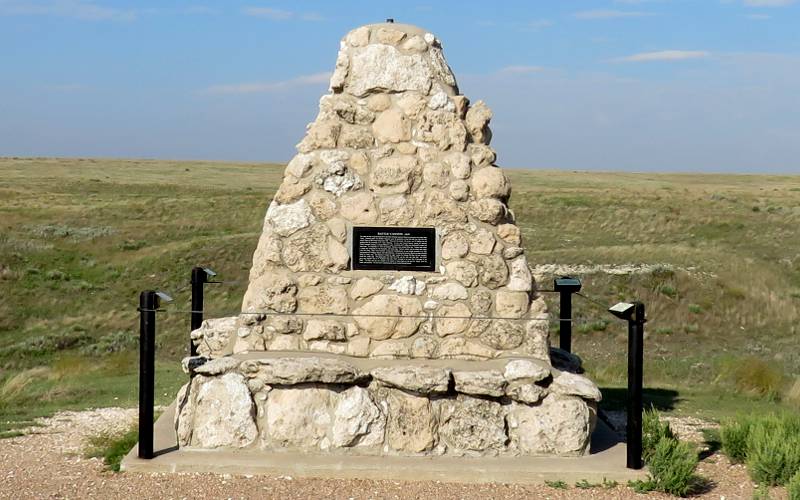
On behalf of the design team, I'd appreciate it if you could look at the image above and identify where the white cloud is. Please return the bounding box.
[574,9,655,19]
[499,65,546,74]
[242,6,323,21]
[612,50,711,62]
[0,0,137,21]
[743,0,795,6]
[201,72,332,95]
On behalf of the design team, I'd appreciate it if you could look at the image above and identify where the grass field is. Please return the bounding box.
[1,157,798,434]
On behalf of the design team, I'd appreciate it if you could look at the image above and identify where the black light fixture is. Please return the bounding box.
[553,276,582,353]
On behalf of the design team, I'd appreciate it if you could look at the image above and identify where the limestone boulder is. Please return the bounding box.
[372,108,411,143]
[507,395,594,456]
[265,385,332,449]
[265,199,315,236]
[480,319,524,350]
[303,320,346,341]
[495,291,529,319]
[431,282,468,301]
[191,317,236,357]
[349,277,384,300]
[550,371,602,402]
[471,167,510,200]
[385,389,438,453]
[371,155,419,194]
[452,369,506,397]
[435,302,472,336]
[344,44,438,97]
[191,373,257,448]
[297,285,348,314]
[370,365,451,393]
[339,192,377,223]
[255,357,366,385]
[331,386,385,447]
[353,294,424,340]
[438,395,507,453]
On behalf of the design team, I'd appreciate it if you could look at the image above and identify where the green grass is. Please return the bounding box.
[85,425,139,472]
[1,157,799,431]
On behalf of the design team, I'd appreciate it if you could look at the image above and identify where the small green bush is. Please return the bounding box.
[642,408,674,461]
[720,415,754,463]
[545,480,567,489]
[647,437,700,497]
[731,357,784,398]
[746,414,800,486]
[788,469,800,500]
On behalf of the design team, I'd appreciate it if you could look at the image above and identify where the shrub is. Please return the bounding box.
[788,469,800,500]
[731,357,784,399]
[79,331,137,356]
[720,415,753,463]
[647,437,700,497]
[745,414,800,486]
[642,408,674,461]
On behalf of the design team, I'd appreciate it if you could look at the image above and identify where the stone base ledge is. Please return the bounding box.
[174,351,602,458]
[123,402,648,484]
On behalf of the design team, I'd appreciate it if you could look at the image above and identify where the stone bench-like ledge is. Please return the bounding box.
[175,351,601,458]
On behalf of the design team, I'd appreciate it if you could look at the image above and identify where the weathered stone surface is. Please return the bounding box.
[550,372,602,401]
[506,382,547,404]
[297,285,348,314]
[265,199,315,236]
[495,291,529,319]
[338,124,374,149]
[504,359,550,383]
[191,317,236,357]
[395,92,427,118]
[465,100,492,144]
[379,195,415,225]
[353,294,424,340]
[191,373,257,448]
[256,357,365,384]
[350,277,384,300]
[401,34,427,52]
[479,255,509,289]
[411,336,439,358]
[371,155,419,194]
[265,386,332,449]
[369,339,410,358]
[274,176,311,204]
[243,273,298,314]
[507,255,533,292]
[438,395,507,452]
[469,144,497,167]
[439,337,498,359]
[481,319,524,350]
[421,190,467,224]
[388,276,425,295]
[297,120,340,153]
[385,389,438,452]
[366,93,391,112]
[422,162,449,188]
[441,232,468,260]
[444,152,471,179]
[524,319,551,360]
[469,228,496,255]
[345,44,437,97]
[285,153,315,178]
[281,225,331,273]
[175,381,195,446]
[497,223,521,246]
[346,25,370,47]
[471,167,510,200]
[448,180,469,201]
[470,198,507,224]
[470,289,493,315]
[503,246,524,259]
[445,261,478,287]
[372,108,411,143]
[507,395,594,456]
[339,192,377,223]
[371,365,451,393]
[435,302,472,336]
[193,356,240,376]
[327,237,350,272]
[331,386,385,447]
[303,320,346,341]
[431,282,468,301]
[306,191,338,220]
[452,369,506,397]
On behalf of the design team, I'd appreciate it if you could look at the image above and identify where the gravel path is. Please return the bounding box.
[0,408,788,499]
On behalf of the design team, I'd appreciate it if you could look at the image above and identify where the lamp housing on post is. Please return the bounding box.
[553,276,582,294]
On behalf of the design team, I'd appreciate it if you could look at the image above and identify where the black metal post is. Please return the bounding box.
[559,291,572,353]
[138,290,158,460]
[626,301,645,470]
[553,277,581,353]
[190,267,206,357]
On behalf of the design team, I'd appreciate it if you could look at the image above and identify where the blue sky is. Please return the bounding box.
[1,0,798,172]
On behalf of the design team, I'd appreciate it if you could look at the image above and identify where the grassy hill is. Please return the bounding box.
[1,157,798,435]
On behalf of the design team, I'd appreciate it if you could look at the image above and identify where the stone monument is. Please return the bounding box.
[176,22,601,458]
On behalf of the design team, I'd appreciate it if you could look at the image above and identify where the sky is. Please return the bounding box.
[1,0,799,173]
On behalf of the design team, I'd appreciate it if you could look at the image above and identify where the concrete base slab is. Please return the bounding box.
[121,402,647,484]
